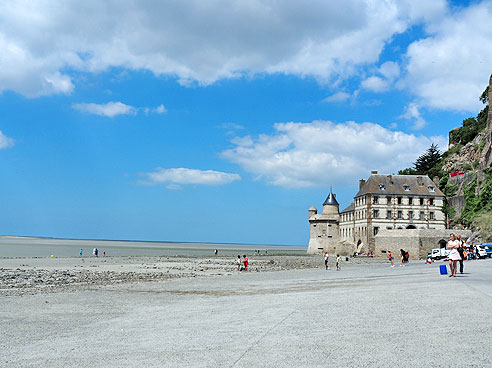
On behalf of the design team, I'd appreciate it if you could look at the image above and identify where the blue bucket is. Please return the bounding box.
[440,264,447,275]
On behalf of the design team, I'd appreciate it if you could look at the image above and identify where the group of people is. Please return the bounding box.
[323,252,342,270]
[447,233,467,277]
[79,248,105,257]
[236,255,249,271]
[386,249,409,267]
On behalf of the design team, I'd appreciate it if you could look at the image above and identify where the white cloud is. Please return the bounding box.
[142,167,241,186]
[404,1,492,111]
[360,76,389,92]
[73,101,136,117]
[400,103,427,130]
[0,0,448,96]
[323,92,351,103]
[221,120,446,188]
[0,130,14,149]
[361,61,400,92]
[153,104,167,114]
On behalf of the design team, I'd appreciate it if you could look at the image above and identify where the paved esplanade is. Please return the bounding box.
[2,260,492,367]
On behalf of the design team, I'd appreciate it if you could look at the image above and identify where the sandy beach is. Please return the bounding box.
[1,255,492,367]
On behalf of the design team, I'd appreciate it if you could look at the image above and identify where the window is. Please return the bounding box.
[379,184,386,190]
[387,210,392,219]
[373,210,379,218]
[404,185,410,191]
[428,186,435,192]
[409,211,413,220]
[397,210,402,219]
[408,197,413,205]
[386,196,392,205]
[374,227,379,236]
[430,211,434,220]
[419,197,424,205]
[373,196,379,204]
[420,211,425,220]
[397,197,402,205]
[429,198,434,206]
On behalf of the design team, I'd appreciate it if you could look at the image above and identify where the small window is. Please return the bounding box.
[429,198,434,206]
[397,210,402,219]
[428,186,435,192]
[379,184,386,190]
[373,196,379,204]
[386,196,392,204]
[397,197,402,205]
[374,227,379,236]
[404,185,410,191]
[373,210,379,218]
[419,197,424,205]
[430,211,434,220]
[420,211,425,220]
[387,210,392,219]
[408,197,413,205]
[409,211,413,220]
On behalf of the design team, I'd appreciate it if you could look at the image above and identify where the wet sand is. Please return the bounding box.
[0,254,385,296]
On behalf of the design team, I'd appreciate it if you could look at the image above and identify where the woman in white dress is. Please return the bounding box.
[447,233,461,277]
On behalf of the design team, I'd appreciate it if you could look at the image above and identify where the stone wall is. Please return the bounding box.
[374,228,472,260]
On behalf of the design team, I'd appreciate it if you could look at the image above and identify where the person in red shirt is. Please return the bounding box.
[243,255,248,271]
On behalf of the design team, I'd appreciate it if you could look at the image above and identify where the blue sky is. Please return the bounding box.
[0,0,491,245]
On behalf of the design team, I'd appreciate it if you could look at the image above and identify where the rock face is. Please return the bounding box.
[479,74,492,168]
[444,74,491,229]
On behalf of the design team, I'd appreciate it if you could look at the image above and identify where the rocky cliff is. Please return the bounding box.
[439,74,492,242]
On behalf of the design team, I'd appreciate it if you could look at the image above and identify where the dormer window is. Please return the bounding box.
[379,184,386,190]
[404,185,410,191]
[428,186,435,192]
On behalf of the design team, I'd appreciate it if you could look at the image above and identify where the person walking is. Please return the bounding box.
[236,255,242,271]
[457,234,465,274]
[388,250,394,267]
[324,252,329,270]
[447,233,461,277]
[336,255,341,270]
[243,255,248,271]
[79,249,83,257]
[400,249,407,266]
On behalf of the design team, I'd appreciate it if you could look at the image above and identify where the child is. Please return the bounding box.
[336,254,341,270]
[388,250,394,267]
[324,252,329,270]
[237,255,242,271]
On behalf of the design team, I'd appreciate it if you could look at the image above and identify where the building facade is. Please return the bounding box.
[308,171,446,255]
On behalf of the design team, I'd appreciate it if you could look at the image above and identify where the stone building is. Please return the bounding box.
[307,171,446,256]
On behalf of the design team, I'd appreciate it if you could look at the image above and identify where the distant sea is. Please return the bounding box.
[0,236,307,258]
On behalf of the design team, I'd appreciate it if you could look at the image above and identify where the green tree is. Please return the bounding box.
[480,86,489,104]
[413,143,442,175]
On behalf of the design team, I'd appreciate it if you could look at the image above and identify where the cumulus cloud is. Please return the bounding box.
[73,102,136,117]
[142,168,241,188]
[361,61,400,92]
[153,104,167,114]
[323,92,351,103]
[400,103,427,130]
[0,0,448,96]
[404,1,492,110]
[221,120,446,188]
[0,130,14,149]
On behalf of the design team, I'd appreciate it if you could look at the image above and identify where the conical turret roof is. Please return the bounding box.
[323,191,339,206]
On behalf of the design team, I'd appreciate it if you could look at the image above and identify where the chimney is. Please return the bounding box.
[371,170,378,175]
[433,176,440,186]
[416,176,423,186]
[387,175,393,184]
[359,179,366,189]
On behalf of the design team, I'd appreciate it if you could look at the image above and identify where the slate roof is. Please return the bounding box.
[323,192,339,206]
[340,202,354,213]
[355,174,444,197]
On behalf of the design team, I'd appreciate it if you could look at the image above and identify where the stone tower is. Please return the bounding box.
[307,191,340,254]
